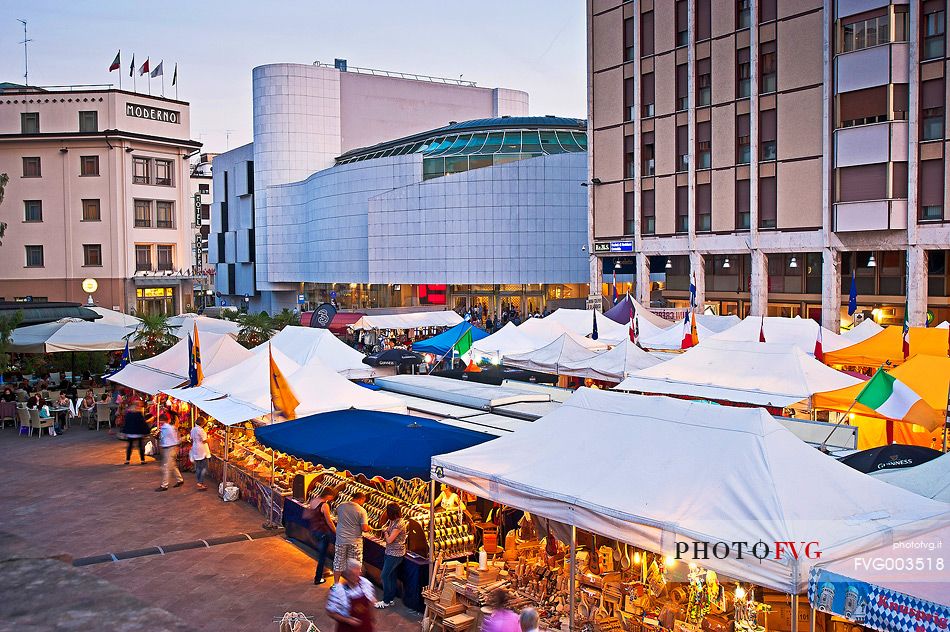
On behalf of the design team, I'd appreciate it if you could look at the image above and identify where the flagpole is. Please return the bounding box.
[818,364,886,452]
[118,51,122,91]
[428,324,473,374]
[943,379,949,452]
[175,63,178,100]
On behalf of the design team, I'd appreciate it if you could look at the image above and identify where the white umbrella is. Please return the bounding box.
[9,318,138,353]
[89,306,142,327]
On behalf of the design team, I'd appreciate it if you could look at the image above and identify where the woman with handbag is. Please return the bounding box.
[304,489,337,584]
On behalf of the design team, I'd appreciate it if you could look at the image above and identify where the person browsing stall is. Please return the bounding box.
[156,411,184,491]
[375,503,407,609]
[305,489,337,585]
[189,421,212,491]
[333,491,371,583]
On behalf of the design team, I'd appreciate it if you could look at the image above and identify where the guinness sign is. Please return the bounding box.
[126,102,180,124]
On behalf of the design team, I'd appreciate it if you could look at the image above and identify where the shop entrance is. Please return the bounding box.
[135,287,176,317]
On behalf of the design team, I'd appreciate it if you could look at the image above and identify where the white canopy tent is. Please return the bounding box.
[634,316,719,350]
[696,313,742,333]
[349,311,463,331]
[516,318,610,351]
[558,338,663,382]
[9,318,139,353]
[502,333,601,375]
[167,314,240,339]
[841,318,884,342]
[873,453,950,503]
[615,339,861,407]
[432,388,950,594]
[254,326,382,379]
[90,306,141,327]
[107,332,252,395]
[472,322,548,361]
[706,316,850,354]
[539,309,629,343]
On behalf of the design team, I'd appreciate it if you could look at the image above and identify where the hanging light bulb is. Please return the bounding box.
[735,585,747,600]
[722,257,731,269]
[615,260,622,270]
[867,254,877,268]
[789,256,798,268]
[665,258,673,270]
[664,555,676,567]
[633,551,641,564]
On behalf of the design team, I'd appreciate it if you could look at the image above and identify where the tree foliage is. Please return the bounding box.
[0,309,23,373]
[129,313,178,359]
[237,311,276,348]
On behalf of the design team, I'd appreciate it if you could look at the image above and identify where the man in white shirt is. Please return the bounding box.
[189,422,212,491]
[156,414,184,491]
[326,559,376,631]
[333,492,371,582]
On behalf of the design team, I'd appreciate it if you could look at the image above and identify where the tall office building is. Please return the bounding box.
[588,0,950,329]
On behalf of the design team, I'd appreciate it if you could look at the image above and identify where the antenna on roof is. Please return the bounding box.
[17,19,32,86]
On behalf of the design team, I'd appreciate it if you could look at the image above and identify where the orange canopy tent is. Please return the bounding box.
[822,325,949,368]
[812,355,950,449]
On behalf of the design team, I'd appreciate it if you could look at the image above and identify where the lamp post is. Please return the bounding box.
[242,293,250,313]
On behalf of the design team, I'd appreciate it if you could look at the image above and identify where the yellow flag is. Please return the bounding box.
[192,322,204,385]
[269,346,299,420]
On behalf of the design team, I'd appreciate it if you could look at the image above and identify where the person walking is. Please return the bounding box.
[305,489,337,584]
[122,399,150,465]
[519,608,539,632]
[481,589,520,632]
[189,421,212,490]
[156,412,184,491]
[326,559,376,632]
[375,503,407,609]
[333,491,371,583]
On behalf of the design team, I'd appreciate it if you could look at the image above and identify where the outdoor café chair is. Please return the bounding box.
[0,401,16,430]
[16,407,31,437]
[30,409,54,437]
[95,403,112,431]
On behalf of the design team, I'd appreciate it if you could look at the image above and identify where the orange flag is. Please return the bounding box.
[269,345,299,420]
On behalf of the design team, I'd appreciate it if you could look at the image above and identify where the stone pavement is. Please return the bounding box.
[0,426,422,632]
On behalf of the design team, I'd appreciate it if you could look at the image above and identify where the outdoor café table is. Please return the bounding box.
[48,406,70,430]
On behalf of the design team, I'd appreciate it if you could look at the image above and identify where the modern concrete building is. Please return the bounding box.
[212,114,590,316]
[0,84,202,315]
[588,0,950,329]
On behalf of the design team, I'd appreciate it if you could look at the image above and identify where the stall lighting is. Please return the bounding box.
[722,257,731,269]
[615,260,622,270]
[734,585,747,600]
[688,562,698,571]
[788,256,798,269]
[664,555,676,567]
[867,254,876,268]
[633,552,641,564]
[665,258,672,270]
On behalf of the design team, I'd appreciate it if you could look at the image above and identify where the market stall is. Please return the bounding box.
[472,322,552,361]
[253,325,384,379]
[873,453,950,502]
[615,339,861,411]
[413,322,490,358]
[502,333,601,375]
[558,338,663,382]
[707,316,851,355]
[89,306,142,327]
[603,295,674,329]
[535,309,629,344]
[349,310,463,331]
[841,319,883,343]
[429,388,950,632]
[822,325,949,368]
[166,314,241,339]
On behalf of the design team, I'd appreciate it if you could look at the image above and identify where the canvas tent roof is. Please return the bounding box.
[502,333,601,375]
[812,355,950,423]
[558,338,663,382]
[89,306,141,327]
[412,322,489,357]
[603,295,674,329]
[108,331,251,395]
[167,314,240,339]
[841,318,883,342]
[823,325,949,367]
[873,453,950,503]
[9,318,138,353]
[615,338,861,407]
[349,311,463,331]
[707,316,850,355]
[432,388,950,594]
[253,326,380,379]
[540,309,629,343]
[472,322,553,360]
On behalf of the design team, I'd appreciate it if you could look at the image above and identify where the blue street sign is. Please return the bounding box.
[298,293,305,303]
[330,291,337,299]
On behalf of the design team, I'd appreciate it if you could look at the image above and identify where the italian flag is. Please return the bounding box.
[855,369,943,431]
[453,327,474,360]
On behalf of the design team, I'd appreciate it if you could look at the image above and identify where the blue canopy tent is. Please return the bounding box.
[412,322,488,357]
[254,409,494,480]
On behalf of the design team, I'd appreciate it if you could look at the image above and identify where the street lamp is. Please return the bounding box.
[243,293,250,313]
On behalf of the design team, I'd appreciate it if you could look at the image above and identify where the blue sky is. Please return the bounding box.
[1,1,587,153]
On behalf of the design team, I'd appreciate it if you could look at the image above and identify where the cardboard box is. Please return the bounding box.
[762,595,825,632]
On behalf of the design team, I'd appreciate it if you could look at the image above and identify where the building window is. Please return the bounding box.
[80,155,100,177]
[625,135,636,178]
[135,245,152,272]
[760,109,777,161]
[676,64,689,111]
[696,0,711,40]
[737,49,751,98]
[624,17,636,61]
[759,0,777,23]
[736,179,751,229]
[696,183,712,232]
[20,112,39,134]
[641,73,655,117]
[79,111,98,133]
[155,159,173,186]
[642,189,656,235]
[83,244,102,267]
[923,108,945,140]
[24,200,42,222]
[625,77,636,122]
[737,0,751,29]
[921,79,946,140]
[134,200,152,228]
[697,59,711,106]
[894,7,909,43]
[676,125,689,172]
[838,85,888,128]
[624,191,636,235]
[156,201,174,229]
[675,186,689,233]
[642,132,655,176]
[22,156,41,178]
[82,199,101,221]
[920,159,944,221]
[737,114,751,164]
[25,245,43,268]
[760,42,777,94]
[641,10,654,56]
[759,176,777,229]
[199,183,210,195]
[923,8,946,60]
[841,13,890,53]
[696,121,712,169]
[157,245,174,271]
[133,157,152,184]
[676,0,688,47]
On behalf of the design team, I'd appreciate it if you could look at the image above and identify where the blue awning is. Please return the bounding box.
[412,322,489,357]
[254,409,494,480]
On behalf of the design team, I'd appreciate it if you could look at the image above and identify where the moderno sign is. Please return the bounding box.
[126,102,180,124]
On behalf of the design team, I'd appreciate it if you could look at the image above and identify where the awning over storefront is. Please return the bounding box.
[823,325,949,368]
[412,322,489,357]
[328,312,364,335]
[615,339,861,407]
[255,409,494,480]
[432,388,950,594]
[349,310,463,331]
